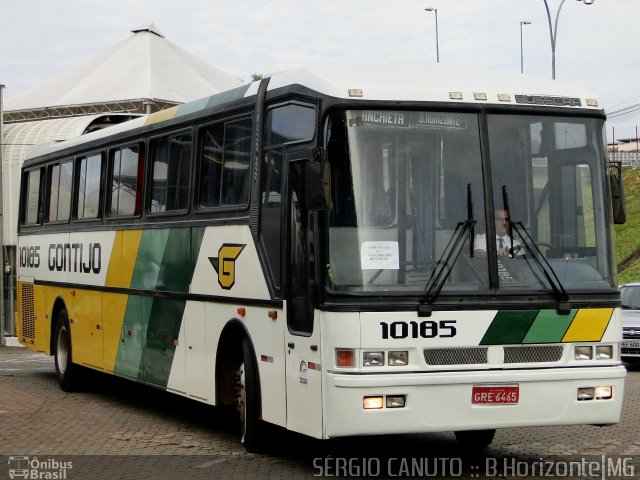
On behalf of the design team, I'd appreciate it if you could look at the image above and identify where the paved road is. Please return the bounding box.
[0,343,638,479]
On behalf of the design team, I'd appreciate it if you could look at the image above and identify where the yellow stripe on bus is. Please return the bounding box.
[103,292,129,373]
[102,230,143,371]
[106,230,143,288]
[105,231,123,287]
[145,106,179,126]
[122,230,143,288]
[561,308,613,342]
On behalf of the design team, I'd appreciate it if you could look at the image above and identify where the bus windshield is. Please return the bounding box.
[326,110,614,296]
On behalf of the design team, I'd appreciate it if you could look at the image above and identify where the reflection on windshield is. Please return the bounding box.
[621,286,640,309]
[326,110,614,296]
[327,110,487,293]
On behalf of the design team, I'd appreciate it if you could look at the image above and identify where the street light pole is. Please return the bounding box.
[542,0,595,80]
[520,21,531,74]
[0,83,4,347]
[425,8,439,63]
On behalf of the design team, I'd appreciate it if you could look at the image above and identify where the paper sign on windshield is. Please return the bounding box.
[360,241,399,270]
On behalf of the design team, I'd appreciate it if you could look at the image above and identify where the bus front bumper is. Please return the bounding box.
[323,365,626,438]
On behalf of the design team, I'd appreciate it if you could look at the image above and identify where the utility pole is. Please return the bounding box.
[520,21,531,74]
[0,83,5,346]
[542,0,595,79]
[425,8,440,63]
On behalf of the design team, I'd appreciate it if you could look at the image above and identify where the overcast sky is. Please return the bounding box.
[2,0,639,140]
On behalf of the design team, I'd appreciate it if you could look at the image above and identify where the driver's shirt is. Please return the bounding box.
[474,233,522,257]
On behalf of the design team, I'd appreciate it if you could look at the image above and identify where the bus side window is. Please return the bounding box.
[76,152,103,220]
[47,160,73,223]
[198,117,252,209]
[221,119,252,206]
[149,132,192,213]
[259,149,284,292]
[260,103,315,295]
[23,169,43,225]
[264,104,315,146]
[198,124,224,208]
[110,144,143,217]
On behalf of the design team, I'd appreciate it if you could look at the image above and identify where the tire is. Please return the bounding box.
[54,309,81,392]
[235,337,263,452]
[454,429,496,449]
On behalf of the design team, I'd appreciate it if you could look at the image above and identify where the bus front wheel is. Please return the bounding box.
[54,309,80,392]
[235,338,263,452]
[454,429,496,449]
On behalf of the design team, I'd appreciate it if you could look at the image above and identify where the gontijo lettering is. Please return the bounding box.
[47,243,102,273]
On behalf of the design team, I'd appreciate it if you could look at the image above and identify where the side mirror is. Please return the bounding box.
[305,152,331,211]
[608,162,626,225]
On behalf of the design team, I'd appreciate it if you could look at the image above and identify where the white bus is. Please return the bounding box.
[16,64,626,451]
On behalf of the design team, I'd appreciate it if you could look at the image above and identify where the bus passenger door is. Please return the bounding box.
[284,158,323,438]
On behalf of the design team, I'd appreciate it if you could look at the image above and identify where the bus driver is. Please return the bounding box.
[474,209,521,258]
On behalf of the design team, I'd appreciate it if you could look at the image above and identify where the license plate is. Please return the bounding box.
[472,385,519,405]
[622,340,640,349]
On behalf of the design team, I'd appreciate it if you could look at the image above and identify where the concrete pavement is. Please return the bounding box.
[1,344,639,479]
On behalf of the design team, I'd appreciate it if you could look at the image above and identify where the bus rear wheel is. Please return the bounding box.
[54,309,80,392]
[454,429,496,449]
[235,338,263,452]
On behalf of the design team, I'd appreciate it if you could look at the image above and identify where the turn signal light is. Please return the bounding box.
[336,349,355,368]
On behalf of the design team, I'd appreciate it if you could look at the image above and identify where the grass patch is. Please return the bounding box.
[616,168,640,282]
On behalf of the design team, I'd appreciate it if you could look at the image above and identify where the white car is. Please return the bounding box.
[620,283,640,361]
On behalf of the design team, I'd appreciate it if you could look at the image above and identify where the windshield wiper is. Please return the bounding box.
[510,221,569,303]
[502,186,569,312]
[419,184,475,315]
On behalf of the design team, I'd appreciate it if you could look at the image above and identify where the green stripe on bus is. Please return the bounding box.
[523,309,577,344]
[204,84,251,111]
[115,227,207,386]
[159,228,196,293]
[114,295,153,379]
[141,297,185,387]
[130,229,171,290]
[480,310,538,345]
[192,226,206,266]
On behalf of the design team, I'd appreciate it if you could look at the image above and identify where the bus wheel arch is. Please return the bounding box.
[51,300,81,391]
[49,297,67,355]
[215,319,263,451]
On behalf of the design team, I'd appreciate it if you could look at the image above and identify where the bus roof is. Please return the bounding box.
[263,63,601,106]
[24,64,602,163]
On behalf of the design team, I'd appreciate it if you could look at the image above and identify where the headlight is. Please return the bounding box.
[577,387,594,401]
[388,351,408,366]
[386,395,406,408]
[595,345,613,360]
[363,396,384,409]
[363,351,384,367]
[574,346,593,360]
[595,386,613,400]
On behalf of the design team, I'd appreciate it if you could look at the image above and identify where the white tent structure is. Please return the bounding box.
[4,24,242,119]
[0,24,243,337]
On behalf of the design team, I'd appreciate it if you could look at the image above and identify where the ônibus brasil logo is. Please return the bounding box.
[8,456,73,479]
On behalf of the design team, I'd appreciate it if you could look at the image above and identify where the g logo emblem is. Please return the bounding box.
[209,244,246,290]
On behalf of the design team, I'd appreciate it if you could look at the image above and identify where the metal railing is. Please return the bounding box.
[610,152,640,168]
